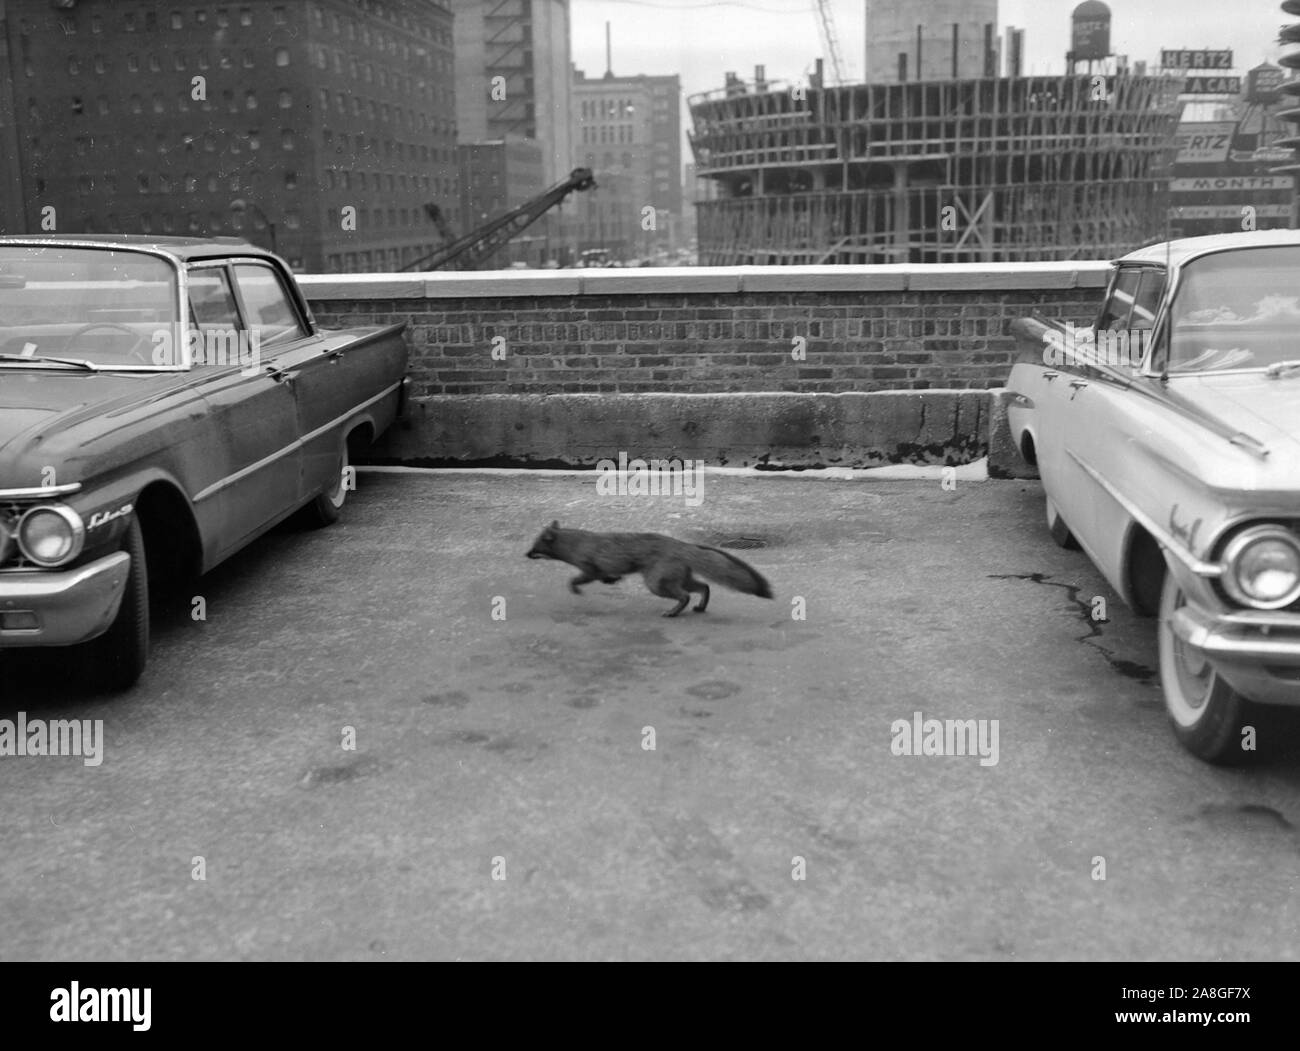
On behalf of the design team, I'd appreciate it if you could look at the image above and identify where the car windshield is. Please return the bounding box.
[1167,246,1300,373]
[0,245,178,368]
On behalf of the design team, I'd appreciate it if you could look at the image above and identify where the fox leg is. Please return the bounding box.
[569,569,598,594]
[645,564,692,617]
[685,571,710,613]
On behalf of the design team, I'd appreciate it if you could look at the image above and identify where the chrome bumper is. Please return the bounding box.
[0,552,130,647]
[1170,604,1300,705]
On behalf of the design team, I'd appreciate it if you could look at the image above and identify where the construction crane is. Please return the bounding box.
[812,0,847,86]
[400,167,597,272]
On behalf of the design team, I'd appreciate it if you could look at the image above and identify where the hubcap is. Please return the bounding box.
[1165,586,1214,714]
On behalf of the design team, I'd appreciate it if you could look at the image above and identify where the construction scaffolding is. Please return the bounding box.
[688,73,1184,264]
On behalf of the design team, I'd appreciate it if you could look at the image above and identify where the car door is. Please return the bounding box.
[1059,265,1166,562]
[228,261,377,501]
[187,261,303,559]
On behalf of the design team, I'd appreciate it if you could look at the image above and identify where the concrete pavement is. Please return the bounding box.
[2,472,1299,960]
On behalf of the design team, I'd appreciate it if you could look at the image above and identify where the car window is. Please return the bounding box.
[1097,268,1141,330]
[1129,270,1164,330]
[188,268,239,329]
[1168,247,1300,372]
[186,267,241,367]
[233,264,306,346]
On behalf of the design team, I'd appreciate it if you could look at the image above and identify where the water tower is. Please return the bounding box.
[1068,1,1112,72]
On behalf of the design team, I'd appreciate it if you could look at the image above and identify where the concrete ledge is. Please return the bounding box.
[373,391,991,469]
[987,388,1039,480]
[299,260,1113,301]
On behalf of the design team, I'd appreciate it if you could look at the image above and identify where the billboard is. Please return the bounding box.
[1183,76,1242,94]
[1162,49,1233,69]
[1174,121,1237,164]
[1246,64,1286,102]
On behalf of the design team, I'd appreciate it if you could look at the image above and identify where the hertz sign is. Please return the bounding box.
[1183,76,1243,94]
[1162,49,1234,69]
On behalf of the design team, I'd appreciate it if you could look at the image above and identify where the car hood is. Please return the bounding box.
[0,370,191,478]
[1172,374,1300,455]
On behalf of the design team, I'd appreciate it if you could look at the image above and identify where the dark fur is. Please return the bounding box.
[526,521,773,617]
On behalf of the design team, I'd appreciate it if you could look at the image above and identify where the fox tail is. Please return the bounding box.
[683,545,773,598]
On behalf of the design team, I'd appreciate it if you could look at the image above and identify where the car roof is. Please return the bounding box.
[1117,228,1300,269]
[0,233,279,264]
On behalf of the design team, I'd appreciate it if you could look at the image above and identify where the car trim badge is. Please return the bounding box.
[87,504,134,531]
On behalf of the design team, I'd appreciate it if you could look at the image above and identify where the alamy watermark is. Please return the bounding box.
[595,452,705,507]
[1043,323,1151,370]
[0,712,103,767]
[890,711,999,767]
[151,324,261,374]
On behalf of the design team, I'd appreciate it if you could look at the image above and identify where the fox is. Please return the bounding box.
[525,521,773,617]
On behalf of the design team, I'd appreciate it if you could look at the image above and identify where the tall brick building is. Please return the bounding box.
[572,67,682,260]
[0,0,458,272]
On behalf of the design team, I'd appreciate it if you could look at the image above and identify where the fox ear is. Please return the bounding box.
[550,520,559,529]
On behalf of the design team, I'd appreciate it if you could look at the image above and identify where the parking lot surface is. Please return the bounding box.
[3,471,1299,960]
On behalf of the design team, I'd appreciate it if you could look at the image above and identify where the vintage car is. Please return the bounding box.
[0,235,408,688]
[1006,229,1300,763]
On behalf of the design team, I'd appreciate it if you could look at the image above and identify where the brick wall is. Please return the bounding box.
[301,264,1111,398]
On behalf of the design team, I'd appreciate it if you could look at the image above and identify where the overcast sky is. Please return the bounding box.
[569,0,1293,103]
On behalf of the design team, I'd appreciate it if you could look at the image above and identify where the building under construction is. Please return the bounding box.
[688,2,1184,264]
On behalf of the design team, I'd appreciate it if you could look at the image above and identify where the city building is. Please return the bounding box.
[449,0,572,187]
[0,0,458,273]
[1167,67,1298,237]
[456,139,548,265]
[690,0,1186,265]
[572,67,682,260]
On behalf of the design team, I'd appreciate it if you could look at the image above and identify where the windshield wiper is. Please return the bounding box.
[0,352,99,371]
[1264,360,1300,379]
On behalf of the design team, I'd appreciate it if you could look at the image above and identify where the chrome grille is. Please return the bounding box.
[0,500,37,569]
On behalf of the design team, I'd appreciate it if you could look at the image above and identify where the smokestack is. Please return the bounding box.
[952,23,959,79]
[605,21,612,78]
[916,25,923,80]
[755,64,767,92]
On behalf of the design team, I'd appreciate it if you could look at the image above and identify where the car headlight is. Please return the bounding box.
[1221,525,1300,610]
[16,505,85,567]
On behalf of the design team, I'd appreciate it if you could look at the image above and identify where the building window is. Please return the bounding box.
[285,171,297,190]
[281,129,295,151]
[171,12,184,30]
[273,7,286,25]
[127,54,139,72]
[275,47,289,67]
[278,90,291,109]
[245,91,257,109]
[240,8,253,26]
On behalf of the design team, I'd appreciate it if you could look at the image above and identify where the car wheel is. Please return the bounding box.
[1158,569,1255,764]
[84,517,149,691]
[302,443,351,528]
[1045,496,1080,550]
